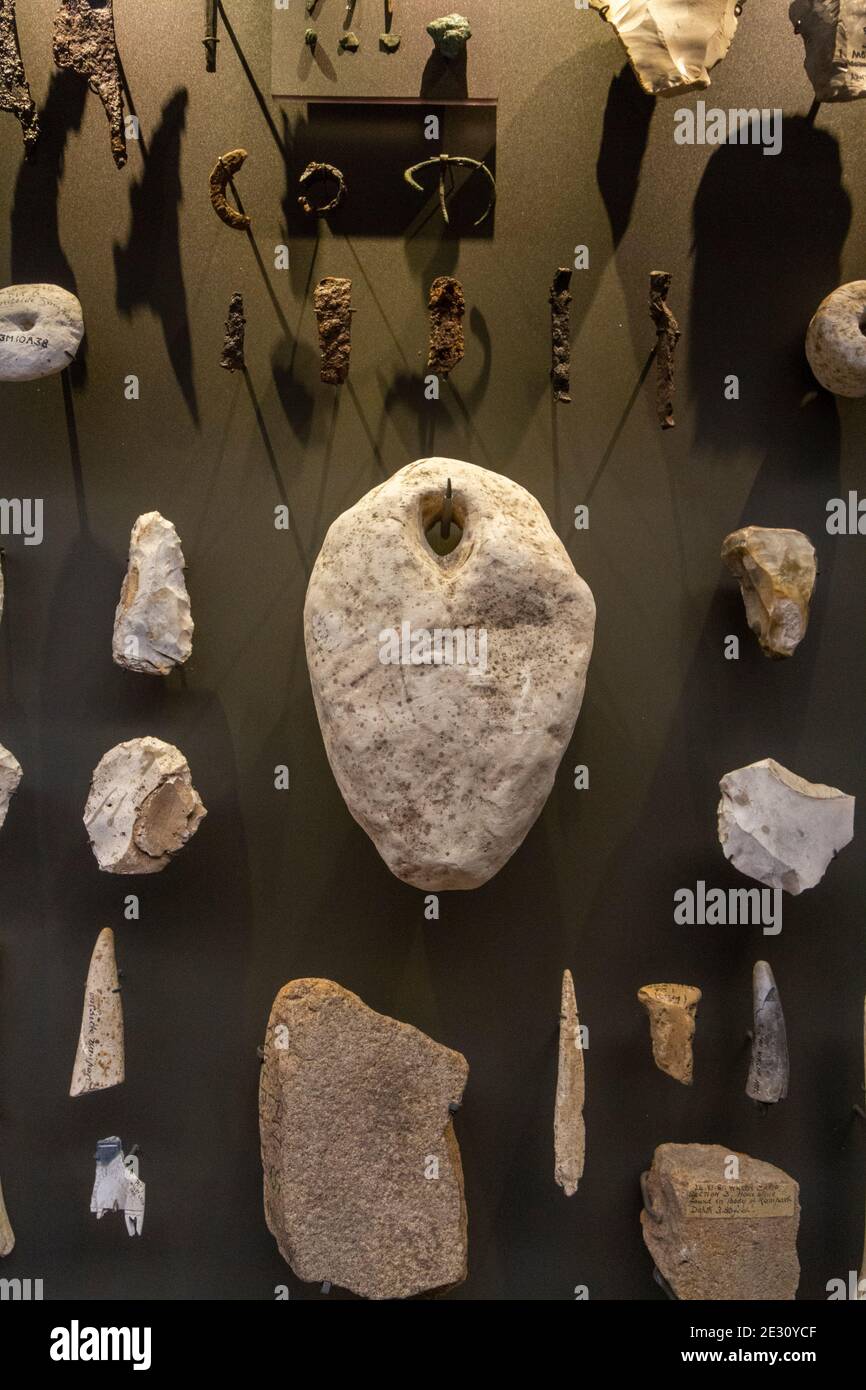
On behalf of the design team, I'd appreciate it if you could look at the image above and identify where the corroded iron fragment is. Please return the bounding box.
[404,154,496,227]
[220,293,246,373]
[209,149,251,231]
[747,961,788,1106]
[314,276,352,385]
[550,267,572,404]
[638,983,701,1085]
[427,13,472,57]
[427,276,464,378]
[554,970,585,1196]
[297,161,346,216]
[0,0,38,156]
[649,270,680,429]
[53,0,126,169]
[260,979,468,1299]
[70,928,125,1097]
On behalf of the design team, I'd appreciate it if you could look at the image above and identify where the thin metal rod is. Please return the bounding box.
[204,0,219,72]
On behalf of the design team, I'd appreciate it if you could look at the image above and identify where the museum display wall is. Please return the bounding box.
[1,0,866,1301]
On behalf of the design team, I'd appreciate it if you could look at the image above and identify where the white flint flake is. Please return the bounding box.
[0,1176,13,1256]
[113,512,193,675]
[84,737,206,875]
[721,526,816,659]
[304,458,596,890]
[0,743,22,831]
[718,757,854,895]
[590,0,740,96]
[91,1137,145,1237]
[0,283,84,380]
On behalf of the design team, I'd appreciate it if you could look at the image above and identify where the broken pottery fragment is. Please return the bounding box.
[638,983,701,1085]
[304,458,596,890]
[91,1137,145,1236]
[0,0,39,156]
[0,743,22,831]
[790,0,866,101]
[641,1143,800,1299]
[550,268,572,404]
[84,737,206,875]
[112,512,193,676]
[747,961,788,1107]
[0,1175,13,1256]
[806,282,866,397]
[554,970,585,1196]
[590,0,740,96]
[721,526,816,659]
[0,285,84,382]
[220,292,245,373]
[427,13,472,57]
[313,277,352,385]
[718,758,854,895]
[260,979,468,1299]
[53,0,126,169]
[70,928,124,1097]
[427,276,465,378]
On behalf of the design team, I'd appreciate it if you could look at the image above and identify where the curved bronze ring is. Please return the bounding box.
[404,153,496,228]
[298,161,347,216]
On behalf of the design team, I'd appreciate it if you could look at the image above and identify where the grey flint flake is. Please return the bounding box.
[70,928,124,1097]
[0,284,84,381]
[721,526,816,659]
[747,961,788,1106]
[303,458,596,890]
[112,512,193,676]
[0,742,22,831]
[554,970,585,1196]
[641,1144,800,1300]
[718,757,855,895]
[589,0,740,96]
[84,737,206,874]
[259,978,468,1300]
[638,984,701,1085]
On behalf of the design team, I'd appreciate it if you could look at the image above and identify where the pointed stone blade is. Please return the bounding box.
[70,927,125,1096]
[554,969,585,1196]
[747,961,788,1105]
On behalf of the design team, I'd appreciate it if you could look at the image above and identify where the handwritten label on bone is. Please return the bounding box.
[685,1181,795,1219]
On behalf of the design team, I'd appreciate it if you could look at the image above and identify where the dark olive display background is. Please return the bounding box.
[0,1,864,1303]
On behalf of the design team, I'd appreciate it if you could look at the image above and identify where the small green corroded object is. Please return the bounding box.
[304,28,317,48]
[426,13,472,58]
[338,31,361,52]
[380,33,401,52]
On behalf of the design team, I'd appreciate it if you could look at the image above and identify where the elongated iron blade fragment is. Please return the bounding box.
[220,293,246,373]
[747,961,788,1105]
[70,928,125,1096]
[0,1175,13,1256]
[314,277,352,385]
[549,267,572,403]
[554,969,585,1196]
[649,270,680,429]
[0,0,39,156]
[53,0,127,169]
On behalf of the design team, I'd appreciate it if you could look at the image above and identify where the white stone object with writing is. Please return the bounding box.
[70,928,125,1096]
[0,284,84,380]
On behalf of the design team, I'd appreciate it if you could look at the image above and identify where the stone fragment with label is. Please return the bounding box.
[0,284,84,381]
[790,0,866,101]
[641,1143,800,1299]
[70,928,125,1097]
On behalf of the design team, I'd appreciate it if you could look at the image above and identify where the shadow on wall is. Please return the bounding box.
[113,88,200,427]
[10,71,88,386]
[596,64,655,249]
[689,116,851,452]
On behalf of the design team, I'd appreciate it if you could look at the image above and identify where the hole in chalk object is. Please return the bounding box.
[420,488,466,558]
[12,314,37,330]
[425,518,463,556]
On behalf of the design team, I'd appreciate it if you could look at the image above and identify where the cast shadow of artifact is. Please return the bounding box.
[689,116,850,452]
[596,65,655,249]
[113,88,200,426]
[10,71,88,386]
[420,49,468,102]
